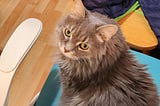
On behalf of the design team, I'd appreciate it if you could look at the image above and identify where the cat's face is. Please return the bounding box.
[58,21,103,59]
[56,0,119,60]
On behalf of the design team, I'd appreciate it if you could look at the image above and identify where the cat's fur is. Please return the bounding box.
[55,0,159,106]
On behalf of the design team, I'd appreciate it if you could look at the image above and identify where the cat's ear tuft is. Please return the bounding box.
[71,0,86,18]
[96,24,118,42]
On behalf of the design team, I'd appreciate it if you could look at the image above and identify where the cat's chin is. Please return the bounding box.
[62,52,78,60]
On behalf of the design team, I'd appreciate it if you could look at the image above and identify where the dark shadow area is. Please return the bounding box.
[130,48,160,60]
[150,48,160,59]
[0,50,2,55]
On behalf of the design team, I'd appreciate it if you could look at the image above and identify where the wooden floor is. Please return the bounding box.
[0,0,72,106]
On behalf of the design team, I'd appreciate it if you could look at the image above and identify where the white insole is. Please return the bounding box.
[0,18,42,105]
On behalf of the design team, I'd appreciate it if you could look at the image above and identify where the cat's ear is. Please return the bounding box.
[96,24,118,42]
[71,0,85,18]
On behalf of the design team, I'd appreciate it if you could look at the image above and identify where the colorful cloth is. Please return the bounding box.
[82,0,137,18]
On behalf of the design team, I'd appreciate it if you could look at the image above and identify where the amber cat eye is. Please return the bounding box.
[64,28,72,37]
[79,42,89,50]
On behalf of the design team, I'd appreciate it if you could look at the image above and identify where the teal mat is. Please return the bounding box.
[35,50,160,106]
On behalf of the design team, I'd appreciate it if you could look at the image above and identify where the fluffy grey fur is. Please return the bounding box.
[55,1,159,106]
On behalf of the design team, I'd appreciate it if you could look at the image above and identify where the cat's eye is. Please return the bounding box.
[78,42,89,50]
[64,28,72,38]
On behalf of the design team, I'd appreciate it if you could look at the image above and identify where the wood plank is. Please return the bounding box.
[0,0,73,105]
[0,0,21,27]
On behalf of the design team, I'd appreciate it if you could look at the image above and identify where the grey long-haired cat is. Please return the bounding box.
[55,0,159,106]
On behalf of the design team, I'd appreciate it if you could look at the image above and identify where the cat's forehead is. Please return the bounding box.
[60,12,108,41]
[63,12,105,28]
[63,18,95,33]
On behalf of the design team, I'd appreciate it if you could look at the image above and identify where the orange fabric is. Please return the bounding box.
[118,8,158,51]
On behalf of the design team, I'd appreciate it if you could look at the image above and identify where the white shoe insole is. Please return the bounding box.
[0,18,42,106]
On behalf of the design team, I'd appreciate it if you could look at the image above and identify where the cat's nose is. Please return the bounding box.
[64,47,70,53]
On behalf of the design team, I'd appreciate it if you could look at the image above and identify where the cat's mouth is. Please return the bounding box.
[59,46,77,59]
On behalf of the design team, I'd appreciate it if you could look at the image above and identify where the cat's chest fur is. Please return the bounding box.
[57,53,158,106]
